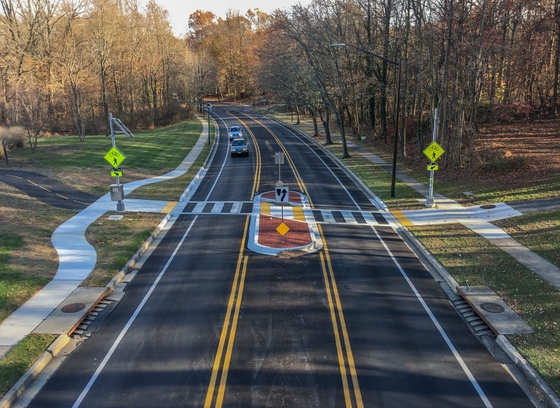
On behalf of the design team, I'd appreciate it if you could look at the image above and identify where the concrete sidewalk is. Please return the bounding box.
[345,138,560,291]
[0,118,211,358]
[2,115,559,407]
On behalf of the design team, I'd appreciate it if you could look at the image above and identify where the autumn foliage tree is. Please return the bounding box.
[1,0,559,168]
[0,0,194,143]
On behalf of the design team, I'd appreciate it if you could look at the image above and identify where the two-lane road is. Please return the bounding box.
[24,105,533,407]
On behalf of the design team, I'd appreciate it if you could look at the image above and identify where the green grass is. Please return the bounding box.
[495,210,560,267]
[410,223,560,394]
[127,138,212,201]
[84,212,167,287]
[0,233,24,272]
[13,121,203,171]
[0,233,48,323]
[0,118,210,399]
[0,334,56,397]
[325,144,425,210]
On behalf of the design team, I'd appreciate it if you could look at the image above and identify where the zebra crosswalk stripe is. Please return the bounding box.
[181,201,388,226]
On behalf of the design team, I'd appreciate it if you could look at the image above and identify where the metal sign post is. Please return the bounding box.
[423,109,444,208]
[275,152,284,183]
[206,103,212,145]
[106,113,134,212]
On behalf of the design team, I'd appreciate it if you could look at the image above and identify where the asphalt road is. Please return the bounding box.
[0,170,97,210]
[23,106,533,407]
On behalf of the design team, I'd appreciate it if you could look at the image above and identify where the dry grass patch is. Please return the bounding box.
[0,184,70,280]
[84,212,166,287]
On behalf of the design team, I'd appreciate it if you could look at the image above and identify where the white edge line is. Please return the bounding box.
[371,225,493,408]
[72,216,199,408]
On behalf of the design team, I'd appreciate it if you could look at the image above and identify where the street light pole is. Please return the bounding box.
[330,43,401,197]
[206,103,212,145]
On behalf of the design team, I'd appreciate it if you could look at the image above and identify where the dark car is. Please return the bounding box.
[231,138,249,157]
[229,125,242,140]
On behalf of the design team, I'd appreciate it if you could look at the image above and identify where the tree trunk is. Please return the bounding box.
[2,140,8,166]
[312,114,319,137]
[553,0,560,115]
[336,99,350,158]
[321,106,333,145]
[101,62,109,132]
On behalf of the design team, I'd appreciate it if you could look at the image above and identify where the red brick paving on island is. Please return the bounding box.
[258,215,311,248]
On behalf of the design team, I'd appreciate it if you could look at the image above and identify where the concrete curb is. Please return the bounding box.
[497,335,560,408]
[271,114,559,406]
[0,117,218,407]
[106,120,218,293]
[0,334,71,408]
[396,226,461,293]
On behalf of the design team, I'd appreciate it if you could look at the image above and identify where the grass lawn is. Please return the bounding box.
[0,334,56,397]
[0,118,211,398]
[273,112,560,396]
[2,110,560,400]
[410,223,560,394]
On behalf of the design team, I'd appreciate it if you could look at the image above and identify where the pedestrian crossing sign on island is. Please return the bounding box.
[104,147,127,168]
[423,141,445,162]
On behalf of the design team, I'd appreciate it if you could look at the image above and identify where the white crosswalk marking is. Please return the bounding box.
[193,202,205,213]
[181,201,387,226]
[341,211,357,224]
[212,202,225,213]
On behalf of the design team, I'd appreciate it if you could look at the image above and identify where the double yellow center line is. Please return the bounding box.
[205,113,363,407]
[319,225,364,408]
[204,217,250,408]
[205,114,260,407]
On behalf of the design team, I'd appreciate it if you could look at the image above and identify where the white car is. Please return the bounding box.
[229,125,242,140]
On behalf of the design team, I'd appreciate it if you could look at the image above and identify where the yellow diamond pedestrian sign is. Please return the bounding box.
[276,222,290,236]
[423,141,445,162]
[104,147,127,168]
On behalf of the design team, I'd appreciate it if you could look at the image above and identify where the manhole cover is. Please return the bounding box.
[480,204,496,209]
[480,302,505,313]
[61,303,86,313]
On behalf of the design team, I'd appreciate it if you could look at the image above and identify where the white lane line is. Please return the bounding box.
[72,216,199,408]
[371,226,493,408]
[281,126,362,209]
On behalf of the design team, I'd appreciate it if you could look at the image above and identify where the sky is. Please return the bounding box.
[150,0,310,37]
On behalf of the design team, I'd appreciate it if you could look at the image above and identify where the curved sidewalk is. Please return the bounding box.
[0,119,210,357]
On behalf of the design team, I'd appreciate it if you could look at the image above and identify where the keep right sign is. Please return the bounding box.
[275,186,289,204]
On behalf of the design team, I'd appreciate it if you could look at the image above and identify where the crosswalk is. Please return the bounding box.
[181,201,388,226]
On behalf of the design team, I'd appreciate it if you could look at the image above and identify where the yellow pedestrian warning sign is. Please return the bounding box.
[423,141,445,162]
[104,147,127,168]
[427,162,439,171]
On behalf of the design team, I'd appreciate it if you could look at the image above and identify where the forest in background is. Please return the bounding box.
[1,0,559,167]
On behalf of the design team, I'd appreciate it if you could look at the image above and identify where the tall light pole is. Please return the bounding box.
[330,43,401,197]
